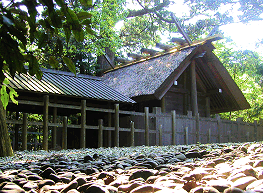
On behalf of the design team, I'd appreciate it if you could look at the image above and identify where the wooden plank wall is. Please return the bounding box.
[6,98,263,150]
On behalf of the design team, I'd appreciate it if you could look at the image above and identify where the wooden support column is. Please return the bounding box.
[14,112,19,150]
[237,117,243,142]
[52,107,57,149]
[62,116,67,149]
[107,112,112,147]
[98,119,103,147]
[80,100,86,148]
[185,127,189,145]
[190,60,200,143]
[153,107,161,146]
[171,110,176,145]
[216,114,221,143]
[22,113,28,150]
[159,124,162,146]
[205,97,210,117]
[130,121,135,146]
[43,95,49,151]
[144,107,149,146]
[114,104,119,147]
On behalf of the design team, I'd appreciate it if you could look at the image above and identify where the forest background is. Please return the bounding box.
[1,0,263,156]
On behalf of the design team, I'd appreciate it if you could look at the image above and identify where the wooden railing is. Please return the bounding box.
[7,98,263,151]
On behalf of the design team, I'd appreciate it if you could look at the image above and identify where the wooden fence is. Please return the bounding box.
[7,98,263,151]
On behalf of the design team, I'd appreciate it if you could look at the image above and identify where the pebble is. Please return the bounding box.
[0,143,263,192]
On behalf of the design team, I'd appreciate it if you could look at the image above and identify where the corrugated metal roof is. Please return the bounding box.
[5,68,136,103]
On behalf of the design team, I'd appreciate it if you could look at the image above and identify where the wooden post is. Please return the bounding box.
[236,117,243,142]
[171,110,176,145]
[14,112,19,150]
[43,95,49,151]
[98,119,103,148]
[130,121,135,146]
[22,113,28,150]
[153,107,161,146]
[228,130,231,142]
[205,97,210,117]
[190,60,200,143]
[246,131,250,142]
[144,107,149,146]
[185,127,189,145]
[62,116,67,149]
[52,107,57,149]
[159,124,162,146]
[208,128,211,143]
[107,112,112,147]
[80,100,86,148]
[254,120,258,141]
[114,104,119,147]
[216,114,221,143]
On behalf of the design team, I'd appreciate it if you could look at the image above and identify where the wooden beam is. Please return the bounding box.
[62,116,67,149]
[161,97,165,113]
[107,112,112,147]
[22,113,27,150]
[144,107,149,146]
[170,13,192,45]
[98,119,103,148]
[172,110,176,145]
[52,107,57,149]
[190,60,200,143]
[130,121,135,146]
[43,95,49,151]
[14,112,19,150]
[114,104,119,147]
[80,100,86,148]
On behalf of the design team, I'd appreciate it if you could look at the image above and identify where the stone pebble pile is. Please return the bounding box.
[1,142,263,193]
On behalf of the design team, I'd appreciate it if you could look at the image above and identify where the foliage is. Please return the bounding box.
[215,41,263,122]
[0,0,93,82]
[0,79,18,110]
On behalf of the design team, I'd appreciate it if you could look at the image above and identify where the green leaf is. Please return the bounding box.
[63,7,79,26]
[27,54,43,80]
[1,84,9,110]
[49,56,59,68]
[9,88,18,105]
[81,19,91,26]
[63,57,76,75]
[80,0,93,8]
[76,12,92,21]
[38,32,48,49]
[49,9,62,28]
[86,26,96,36]
[63,24,71,43]
[73,29,84,42]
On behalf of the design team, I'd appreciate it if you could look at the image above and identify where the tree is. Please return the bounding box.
[214,41,263,122]
[0,0,93,156]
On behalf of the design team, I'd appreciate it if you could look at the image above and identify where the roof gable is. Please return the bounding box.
[103,46,196,98]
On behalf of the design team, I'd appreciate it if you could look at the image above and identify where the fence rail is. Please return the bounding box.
[7,98,263,151]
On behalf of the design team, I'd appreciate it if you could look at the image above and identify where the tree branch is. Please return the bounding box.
[127,0,170,18]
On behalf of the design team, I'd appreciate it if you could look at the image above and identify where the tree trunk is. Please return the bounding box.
[0,99,13,157]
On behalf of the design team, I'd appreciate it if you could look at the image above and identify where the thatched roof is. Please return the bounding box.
[103,47,195,98]
[103,36,250,113]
